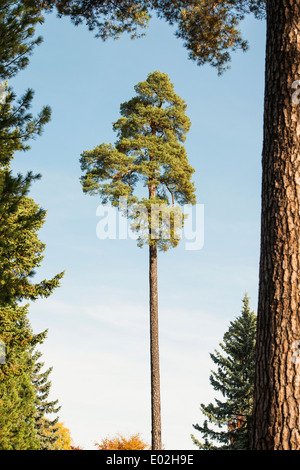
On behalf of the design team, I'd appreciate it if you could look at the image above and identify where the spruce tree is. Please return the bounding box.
[80,71,196,450]
[0,303,44,450]
[0,194,63,448]
[31,349,61,450]
[191,294,256,450]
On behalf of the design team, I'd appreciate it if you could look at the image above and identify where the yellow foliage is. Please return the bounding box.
[95,433,150,450]
[43,421,73,450]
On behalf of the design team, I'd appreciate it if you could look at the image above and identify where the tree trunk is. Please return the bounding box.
[149,241,162,450]
[252,0,300,450]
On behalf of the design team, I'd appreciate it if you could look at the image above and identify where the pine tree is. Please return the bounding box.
[0,83,63,306]
[80,71,196,450]
[191,294,256,450]
[43,0,265,74]
[0,0,44,80]
[250,0,300,450]
[0,1,63,450]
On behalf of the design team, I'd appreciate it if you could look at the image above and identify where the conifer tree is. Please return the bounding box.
[0,194,63,448]
[43,0,265,74]
[0,0,44,80]
[191,294,256,450]
[0,303,44,450]
[31,349,61,450]
[79,71,196,450]
[0,1,63,450]
[0,84,63,306]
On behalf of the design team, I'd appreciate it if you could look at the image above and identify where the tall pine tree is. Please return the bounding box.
[191,294,256,450]
[80,70,196,450]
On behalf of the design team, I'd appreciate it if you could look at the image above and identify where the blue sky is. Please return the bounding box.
[10,10,266,450]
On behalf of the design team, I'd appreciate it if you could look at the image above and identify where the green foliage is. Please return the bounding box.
[0,304,43,449]
[80,71,196,250]
[0,80,63,306]
[31,349,61,450]
[46,0,266,73]
[43,0,151,40]
[0,83,51,167]
[0,0,44,79]
[191,294,256,450]
[0,190,64,305]
[0,302,61,450]
[0,0,63,450]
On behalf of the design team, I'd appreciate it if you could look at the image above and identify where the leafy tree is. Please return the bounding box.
[95,433,150,450]
[191,294,256,450]
[45,422,74,450]
[80,71,196,450]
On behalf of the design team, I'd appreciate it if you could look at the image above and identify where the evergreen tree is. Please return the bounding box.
[0,303,45,450]
[43,0,265,74]
[0,301,60,449]
[191,294,256,450]
[252,0,300,449]
[0,82,63,306]
[0,0,44,80]
[31,348,61,450]
[0,84,51,167]
[0,0,63,450]
[0,194,63,449]
[79,71,196,450]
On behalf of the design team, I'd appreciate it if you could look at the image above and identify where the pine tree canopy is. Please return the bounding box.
[0,191,64,304]
[80,71,196,251]
[0,84,51,168]
[0,0,44,79]
[40,0,266,74]
[0,82,63,305]
[191,294,256,450]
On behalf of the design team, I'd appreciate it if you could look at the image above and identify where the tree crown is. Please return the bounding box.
[80,71,196,251]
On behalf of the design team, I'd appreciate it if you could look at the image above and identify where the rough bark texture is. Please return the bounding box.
[149,241,162,450]
[252,0,300,450]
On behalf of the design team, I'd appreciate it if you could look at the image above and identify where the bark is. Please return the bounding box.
[148,180,162,450]
[252,0,300,450]
[149,241,162,450]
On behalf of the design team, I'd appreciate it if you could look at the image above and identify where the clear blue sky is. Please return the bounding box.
[10,10,266,449]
